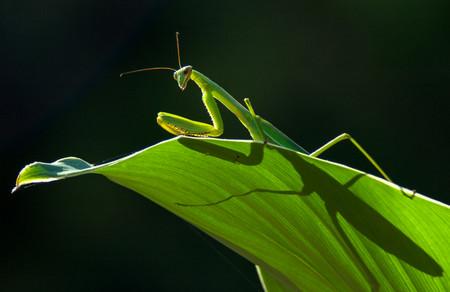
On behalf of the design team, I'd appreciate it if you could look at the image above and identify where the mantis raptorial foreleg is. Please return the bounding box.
[310,133,393,182]
[157,90,224,137]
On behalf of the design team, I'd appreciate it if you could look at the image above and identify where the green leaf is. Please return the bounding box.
[14,137,450,291]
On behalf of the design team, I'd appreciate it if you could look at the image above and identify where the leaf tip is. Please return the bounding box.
[12,157,94,193]
[11,185,19,194]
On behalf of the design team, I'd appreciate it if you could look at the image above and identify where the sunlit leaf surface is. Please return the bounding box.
[14,137,450,291]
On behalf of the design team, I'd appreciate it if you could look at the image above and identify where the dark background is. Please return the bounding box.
[1,0,449,291]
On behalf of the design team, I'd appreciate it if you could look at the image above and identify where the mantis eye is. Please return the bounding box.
[184,67,192,75]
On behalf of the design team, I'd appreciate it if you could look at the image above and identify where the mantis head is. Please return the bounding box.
[173,66,193,91]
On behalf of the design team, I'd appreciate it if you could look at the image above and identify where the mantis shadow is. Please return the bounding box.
[178,137,265,166]
[177,138,443,285]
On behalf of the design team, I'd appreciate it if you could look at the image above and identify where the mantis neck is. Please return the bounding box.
[191,70,264,141]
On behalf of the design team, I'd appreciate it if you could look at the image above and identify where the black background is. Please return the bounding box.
[1,0,449,291]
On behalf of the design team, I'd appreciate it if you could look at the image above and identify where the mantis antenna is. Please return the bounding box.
[176,32,182,68]
[120,32,185,77]
[120,67,176,77]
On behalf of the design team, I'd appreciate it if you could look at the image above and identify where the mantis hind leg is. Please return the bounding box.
[157,91,224,137]
[310,133,393,182]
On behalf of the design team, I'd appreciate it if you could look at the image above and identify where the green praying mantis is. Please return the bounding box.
[121,33,392,182]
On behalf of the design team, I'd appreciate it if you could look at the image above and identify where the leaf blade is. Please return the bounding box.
[14,137,450,291]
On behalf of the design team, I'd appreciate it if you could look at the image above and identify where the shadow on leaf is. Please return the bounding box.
[177,138,443,282]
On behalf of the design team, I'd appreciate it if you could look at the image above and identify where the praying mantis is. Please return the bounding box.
[121,33,392,182]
